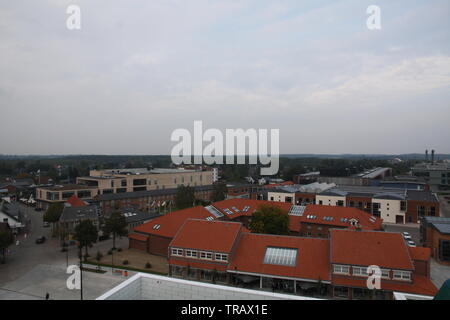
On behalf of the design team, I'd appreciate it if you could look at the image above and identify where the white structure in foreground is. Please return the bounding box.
[96,273,321,300]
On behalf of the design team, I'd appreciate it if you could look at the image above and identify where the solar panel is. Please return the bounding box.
[289,205,306,216]
[232,206,240,212]
[263,247,297,266]
[242,206,250,212]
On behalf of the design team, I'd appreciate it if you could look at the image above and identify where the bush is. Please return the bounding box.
[145,262,152,269]
[96,251,103,261]
[123,260,129,265]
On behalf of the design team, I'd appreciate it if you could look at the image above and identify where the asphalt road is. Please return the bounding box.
[0,203,128,287]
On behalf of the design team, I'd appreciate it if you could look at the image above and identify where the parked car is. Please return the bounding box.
[43,222,50,228]
[402,232,410,237]
[407,241,416,247]
[403,234,412,241]
[35,236,46,244]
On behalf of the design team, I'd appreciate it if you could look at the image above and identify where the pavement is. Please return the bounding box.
[382,223,420,244]
[0,202,129,299]
[430,259,450,290]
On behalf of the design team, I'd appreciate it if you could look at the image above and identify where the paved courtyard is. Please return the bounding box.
[88,248,169,275]
[430,259,450,290]
[0,264,126,300]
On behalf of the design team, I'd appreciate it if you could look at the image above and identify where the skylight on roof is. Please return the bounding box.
[153,224,161,230]
[205,205,224,218]
[263,247,297,267]
[289,205,306,216]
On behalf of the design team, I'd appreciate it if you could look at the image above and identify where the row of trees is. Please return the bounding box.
[42,203,128,260]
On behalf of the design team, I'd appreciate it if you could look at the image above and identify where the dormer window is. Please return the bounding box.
[393,270,411,281]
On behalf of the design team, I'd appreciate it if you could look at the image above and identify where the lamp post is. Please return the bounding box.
[77,219,83,301]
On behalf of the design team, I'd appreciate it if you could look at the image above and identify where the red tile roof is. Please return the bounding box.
[330,229,414,270]
[128,233,148,242]
[265,181,295,188]
[409,247,431,261]
[289,205,383,232]
[133,206,215,238]
[212,199,292,219]
[228,233,330,281]
[170,219,243,253]
[332,275,438,296]
[66,194,87,207]
[167,257,228,272]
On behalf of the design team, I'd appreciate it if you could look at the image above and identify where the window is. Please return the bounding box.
[352,266,368,277]
[133,179,146,186]
[334,286,349,298]
[418,206,426,217]
[215,253,228,262]
[185,250,197,258]
[171,248,183,256]
[263,247,297,266]
[400,201,407,211]
[319,200,323,205]
[333,265,350,275]
[337,200,344,207]
[77,190,91,198]
[199,251,213,260]
[121,179,127,187]
[439,240,450,262]
[393,270,411,281]
[429,207,436,216]
[381,269,390,279]
[62,192,75,200]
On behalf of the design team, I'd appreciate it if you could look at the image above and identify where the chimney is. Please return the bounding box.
[432,150,435,164]
[425,150,429,162]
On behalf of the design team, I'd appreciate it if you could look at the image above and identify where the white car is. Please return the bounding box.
[407,241,416,247]
[402,232,410,237]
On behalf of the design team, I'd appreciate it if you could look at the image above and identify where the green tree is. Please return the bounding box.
[249,205,290,235]
[43,203,64,234]
[0,230,14,264]
[211,182,228,202]
[103,211,128,250]
[73,220,98,260]
[175,185,196,209]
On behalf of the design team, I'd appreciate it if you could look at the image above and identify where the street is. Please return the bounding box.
[0,203,129,299]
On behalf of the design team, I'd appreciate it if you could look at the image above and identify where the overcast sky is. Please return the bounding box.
[1,0,449,155]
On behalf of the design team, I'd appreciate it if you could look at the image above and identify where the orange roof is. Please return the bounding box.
[128,233,148,242]
[265,181,295,188]
[133,206,215,238]
[212,199,292,219]
[330,229,414,270]
[409,247,431,261]
[228,233,330,281]
[168,257,228,272]
[332,275,438,296]
[170,219,243,253]
[290,205,383,231]
[66,194,87,207]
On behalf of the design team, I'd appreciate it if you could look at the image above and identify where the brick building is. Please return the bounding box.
[167,219,437,299]
[420,216,450,266]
